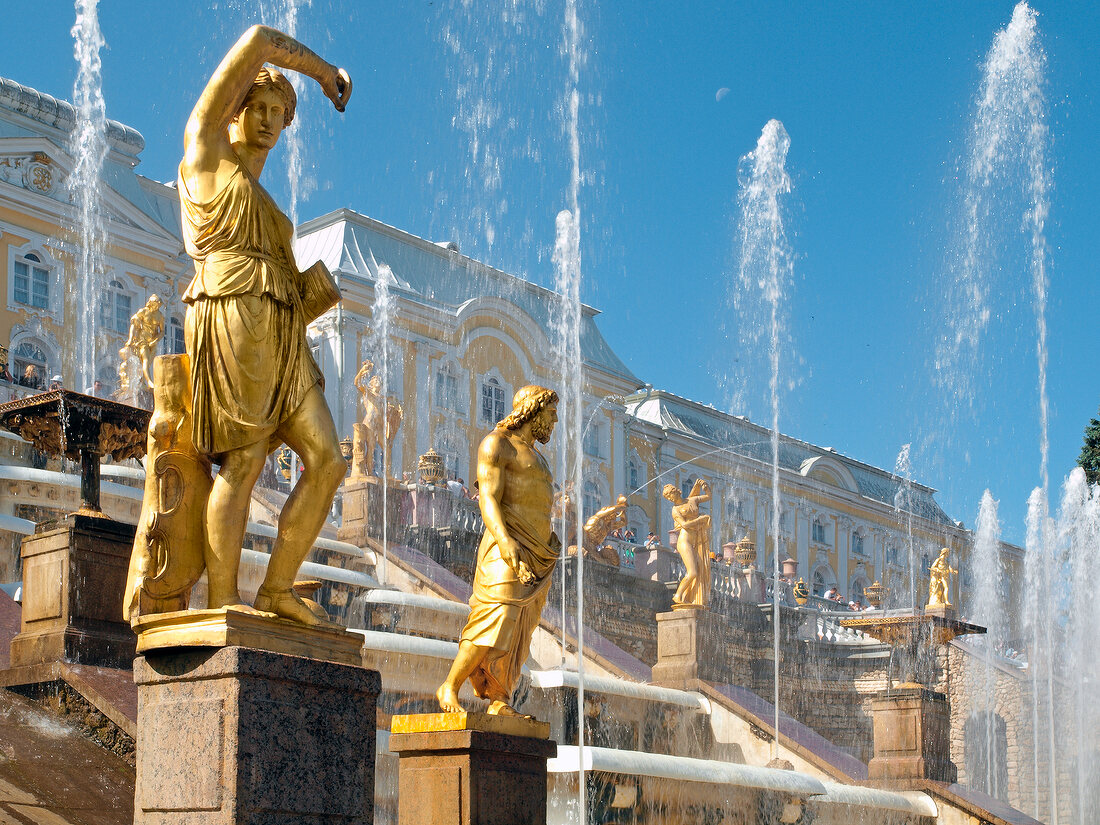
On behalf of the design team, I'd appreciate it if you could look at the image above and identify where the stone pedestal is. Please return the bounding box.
[338,476,407,547]
[134,646,380,824]
[390,712,556,825]
[9,515,136,669]
[867,687,956,784]
[651,606,766,689]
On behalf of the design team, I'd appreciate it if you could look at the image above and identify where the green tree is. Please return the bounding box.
[1078,408,1100,485]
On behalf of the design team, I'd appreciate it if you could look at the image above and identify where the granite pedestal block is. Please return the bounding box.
[867,687,957,784]
[134,645,381,824]
[390,713,556,825]
[9,515,136,669]
[650,606,767,688]
[338,477,407,547]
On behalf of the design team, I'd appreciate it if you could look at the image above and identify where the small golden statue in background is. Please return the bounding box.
[926,547,957,609]
[120,294,164,390]
[568,494,629,567]
[352,359,404,478]
[663,478,713,609]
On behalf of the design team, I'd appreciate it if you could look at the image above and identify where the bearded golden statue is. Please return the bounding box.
[437,385,561,718]
[150,25,351,626]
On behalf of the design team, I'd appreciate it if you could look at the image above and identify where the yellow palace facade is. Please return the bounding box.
[0,74,1019,609]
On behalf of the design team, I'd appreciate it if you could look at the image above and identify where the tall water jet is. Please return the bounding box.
[371,262,396,582]
[551,0,586,819]
[893,443,918,607]
[67,0,109,392]
[735,119,792,758]
[935,2,1050,439]
[966,490,1007,799]
[1059,470,1100,822]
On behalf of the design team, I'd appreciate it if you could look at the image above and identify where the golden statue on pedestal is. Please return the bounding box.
[926,547,957,609]
[120,294,164,390]
[352,359,403,478]
[663,478,713,608]
[126,25,352,629]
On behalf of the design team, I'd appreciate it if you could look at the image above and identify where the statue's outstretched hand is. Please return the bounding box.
[322,68,352,112]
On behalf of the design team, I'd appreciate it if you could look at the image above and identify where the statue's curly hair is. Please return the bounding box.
[238,66,297,127]
[498,385,558,431]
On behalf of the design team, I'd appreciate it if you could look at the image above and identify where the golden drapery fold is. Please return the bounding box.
[461,504,560,703]
[178,158,320,457]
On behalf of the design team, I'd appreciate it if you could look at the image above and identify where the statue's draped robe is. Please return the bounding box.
[461,504,560,703]
[178,158,321,457]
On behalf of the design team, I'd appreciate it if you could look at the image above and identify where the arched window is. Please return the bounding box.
[12,341,49,383]
[170,317,185,355]
[13,252,50,310]
[99,279,132,335]
[628,458,640,492]
[480,376,506,426]
[812,568,828,597]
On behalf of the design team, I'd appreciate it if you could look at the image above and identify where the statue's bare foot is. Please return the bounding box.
[487,700,534,720]
[254,588,325,626]
[436,683,465,713]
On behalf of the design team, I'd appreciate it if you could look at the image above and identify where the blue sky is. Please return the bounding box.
[5,1,1098,543]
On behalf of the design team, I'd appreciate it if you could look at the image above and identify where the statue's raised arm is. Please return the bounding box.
[182,25,351,201]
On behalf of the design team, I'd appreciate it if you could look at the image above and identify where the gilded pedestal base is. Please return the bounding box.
[131,607,363,666]
[390,712,556,825]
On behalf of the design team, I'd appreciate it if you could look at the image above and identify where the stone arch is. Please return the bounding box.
[810,560,837,598]
[800,455,859,493]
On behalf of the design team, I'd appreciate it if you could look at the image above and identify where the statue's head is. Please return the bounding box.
[662,483,682,504]
[368,375,382,394]
[499,385,558,444]
[147,294,162,310]
[231,67,297,149]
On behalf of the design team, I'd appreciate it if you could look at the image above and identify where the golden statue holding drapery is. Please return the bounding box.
[128,25,352,628]
[926,547,957,609]
[120,294,164,390]
[663,478,713,608]
[352,359,403,478]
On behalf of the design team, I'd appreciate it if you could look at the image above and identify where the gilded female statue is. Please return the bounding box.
[926,547,956,609]
[178,25,351,625]
[663,479,713,608]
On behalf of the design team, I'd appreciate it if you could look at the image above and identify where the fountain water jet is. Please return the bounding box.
[68,0,109,392]
[734,118,792,760]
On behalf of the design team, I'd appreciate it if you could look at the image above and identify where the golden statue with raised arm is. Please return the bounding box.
[175,25,351,625]
[663,478,713,608]
[926,547,957,609]
[121,294,164,389]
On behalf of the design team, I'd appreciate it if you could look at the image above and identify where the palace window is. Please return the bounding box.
[583,480,601,517]
[480,377,506,425]
[812,518,828,544]
[852,532,866,556]
[13,253,50,310]
[435,366,459,411]
[170,317,185,355]
[628,458,640,491]
[12,341,49,381]
[99,280,132,335]
[583,421,606,458]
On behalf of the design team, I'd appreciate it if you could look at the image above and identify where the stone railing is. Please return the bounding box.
[0,382,39,404]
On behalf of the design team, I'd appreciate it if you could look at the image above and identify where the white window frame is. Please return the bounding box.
[477,368,510,428]
[7,242,60,320]
[169,316,186,355]
[99,278,134,336]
